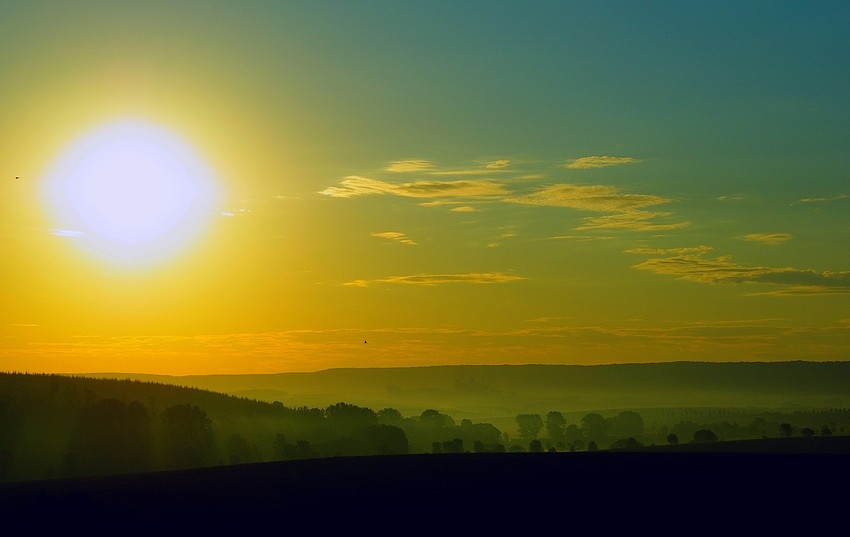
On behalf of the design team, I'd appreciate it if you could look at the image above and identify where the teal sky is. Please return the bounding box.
[1,1,849,374]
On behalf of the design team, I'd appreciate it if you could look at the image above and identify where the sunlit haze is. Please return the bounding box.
[1,2,848,375]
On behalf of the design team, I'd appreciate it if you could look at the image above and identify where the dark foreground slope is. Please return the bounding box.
[1,438,848,533]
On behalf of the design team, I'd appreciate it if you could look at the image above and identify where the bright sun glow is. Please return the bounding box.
[43,120,221,266]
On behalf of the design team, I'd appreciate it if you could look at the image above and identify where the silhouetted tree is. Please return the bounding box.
[69,399,122,475]
[472,439,504,453]
[515,414,543,441]
[420,409,455,428]
[363,424,408,455]
[564,423,582,446]
[801,427,815,437]
[587,440,598,452]
[125,401,153,469]
[67,398,152,476]
[821,426,833,436]
[325,402,377,432]
[377,408,404,426]
[272,434,289,460]
[454,421,502,450]
[291,440,316,458]
[780,423,793,438]
[667,433,679,445]
[0,400,20,481]
[749,417,770,438]
[609,411,644,439]
[692,429,718,444]
[442,438,464,453]
[226,433,259,465]
[272,434,316,459]
[545,411,566,444]
[581,413,610,445]
[528,439,544,452]
[610,437,642,450]
[161,404,214,469]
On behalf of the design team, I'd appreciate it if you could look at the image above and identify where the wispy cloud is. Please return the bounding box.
[325,161,684,233]
[385,160,435,172]
[381,272,524,285]
[319,176,508,199]
[543,235,614,241]
[631,252,778,284]
[799,194,847,203]
[717,195,746,202]
[748,286,850,296]
[626,246,713,256]
[577,211,689,231]
[630,248,850,294]
[417,200,463,207]
[427,159,511,176]
[565,156,639,169]
[450,206,477,212]
[507,184,669,212]
[742,233,792,245]
[524,316,574,323]
[506,184,684,231]
[487,231,517,248]
[512,318,793,339]
[429,169,504,176]
[371,231,417,245]
[486,159,510,169]
[346,272,525,287]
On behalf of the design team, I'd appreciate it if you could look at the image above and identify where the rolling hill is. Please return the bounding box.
[89,361,850,422]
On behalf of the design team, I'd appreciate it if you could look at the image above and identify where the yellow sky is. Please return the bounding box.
[2,2,849,374]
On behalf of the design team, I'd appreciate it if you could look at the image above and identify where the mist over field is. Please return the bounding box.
[90,361,850,426]
[2,361,847,483]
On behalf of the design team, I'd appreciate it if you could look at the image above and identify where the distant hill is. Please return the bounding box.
[90,361,850,422]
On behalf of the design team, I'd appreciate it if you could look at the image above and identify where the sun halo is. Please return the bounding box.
[42,120,222,267]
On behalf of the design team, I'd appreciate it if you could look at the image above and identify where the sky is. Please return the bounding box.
[1,1,849,375]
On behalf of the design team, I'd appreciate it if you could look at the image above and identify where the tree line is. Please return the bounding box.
[511,409,844,452]
[1,372,847,483]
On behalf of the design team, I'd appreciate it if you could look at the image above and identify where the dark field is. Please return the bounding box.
[2,436,847,533]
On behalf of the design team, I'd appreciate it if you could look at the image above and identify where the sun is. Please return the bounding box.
[43,120,221,266]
